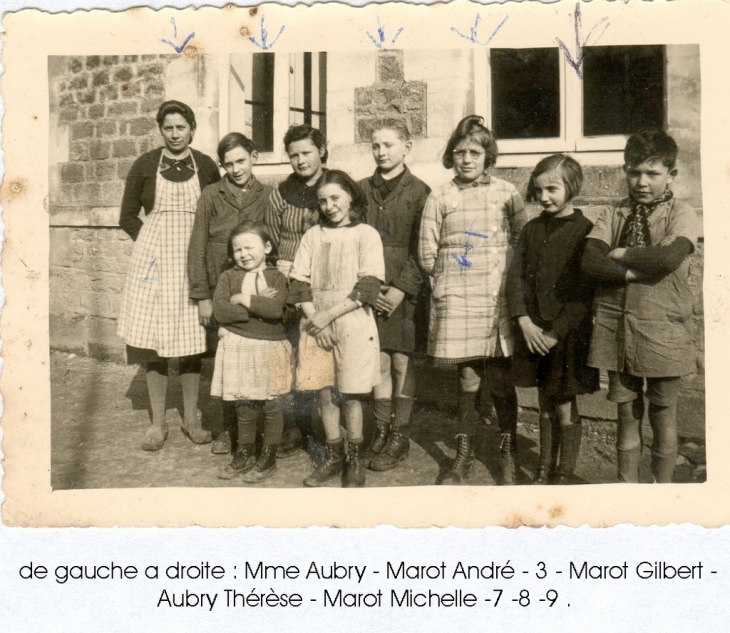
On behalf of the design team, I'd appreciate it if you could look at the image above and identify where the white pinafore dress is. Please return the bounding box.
[117,151,207,358]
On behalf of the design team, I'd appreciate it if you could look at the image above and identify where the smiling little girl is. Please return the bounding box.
[288,170,385,487]
[211,222,292,483]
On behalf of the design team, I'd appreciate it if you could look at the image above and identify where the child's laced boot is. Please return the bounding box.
[370,397,412,471]
[218,443,256,480]
[499,432,517,485]
[366,400,392,464]
[303,438,346,487]
[452,433,474,483]
[344,440,366,488]
[242,445,278,483]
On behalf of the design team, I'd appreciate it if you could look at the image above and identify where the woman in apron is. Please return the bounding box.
[118,100,221,451]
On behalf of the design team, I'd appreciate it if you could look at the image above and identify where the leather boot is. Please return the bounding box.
[181,409,213,445]
[500,432,517,485]
[218,443,257,480]
[554,423,582,484]
[366,400,392,462]
[369,429,410,471]
[303,439,346,487]
[343,441,366,488]
[452,433,474,483]
[534,413,554,484]
[242,445,278,483]
[277,426,303,459]
[617,445,642,483]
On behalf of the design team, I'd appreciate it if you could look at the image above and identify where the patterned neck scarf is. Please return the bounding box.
[240,261,268,295]
[619,189,674,248]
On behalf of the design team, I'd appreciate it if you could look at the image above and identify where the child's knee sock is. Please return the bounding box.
[393,397,415,430]
[493,389,519,446]
[457,390,479,436]
[235,401,261,446]
[616,398,644,483]
[263,399,284,446]
[146,361,169,427]
[648,402,678,483]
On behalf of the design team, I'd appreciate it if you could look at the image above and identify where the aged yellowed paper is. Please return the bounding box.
[1,0,726,527]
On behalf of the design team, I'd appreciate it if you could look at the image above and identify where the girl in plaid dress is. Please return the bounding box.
[288,171,386,488]
[419,115,527,484]
[118,101,220,452]
[212,222,292,483]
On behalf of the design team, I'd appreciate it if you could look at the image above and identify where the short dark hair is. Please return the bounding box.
[317,170,367,225]
[443,115,498,170]
[228,221,278,266]
[156,100,196,130]
[624,129,678,170]
[371,118,411,141]
[217,132,257,164]
[283,124,328,163]
[527,153,584,203]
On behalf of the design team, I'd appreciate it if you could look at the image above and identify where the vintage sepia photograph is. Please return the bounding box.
[47,42,704,491]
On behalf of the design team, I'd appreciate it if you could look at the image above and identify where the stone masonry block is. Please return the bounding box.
[137,63,165,78]
[99,85,119,102]
[85,56,101,69]
[93,70,110,87]
[68,74,89,90]
[70,140,90,162]
[102,55,119,66]
[89,140,111,160]
[100,181,125,206]
[378,53,405,84]
[69,57,84,73]
[71,121,94,140]
[112,139,137,158]
[141,98,162,114]
[88,104,105,119]
[78,89,97,105]
[129,117,156,136]
[60,106,81,123]
[117,159,136,180]
[94,161,117,181]
[107,101,138,117]
[61,163,85,184]
[114,67,133,82]
[96,120,117,137]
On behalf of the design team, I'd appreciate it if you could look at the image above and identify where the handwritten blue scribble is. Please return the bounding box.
[555,3,610,80]
[249,16,285,51]
[366,17,404,51]
[382,219,393,238]
[160,17,196,54]
[453,244,474,276]
[451,13,509,46]
[142,258,157,284]
[465,229,489,240]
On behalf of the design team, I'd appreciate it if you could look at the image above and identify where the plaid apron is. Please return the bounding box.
[118,151,206,357]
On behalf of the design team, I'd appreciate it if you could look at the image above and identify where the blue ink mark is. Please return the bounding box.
[142,258,157,284]
[453,244,474,276]
[465,230,489,240]
[160,17,196,54]
[382,219,394,238]
[555,3,609,80]
[249,16,285,51]
[366,17,404,51]
[451,13,508,46]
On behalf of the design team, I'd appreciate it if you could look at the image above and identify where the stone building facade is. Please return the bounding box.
[48,46,703,371]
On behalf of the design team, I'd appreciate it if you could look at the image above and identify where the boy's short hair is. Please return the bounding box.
[624,129,678,169]
[526,153,583,203]
[371,118,411,141]
[217,132,256,164]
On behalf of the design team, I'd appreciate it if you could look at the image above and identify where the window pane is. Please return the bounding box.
[289,52,327,138]
[246,53,275,153]
[491,48,560,140]
[583,46,665,137]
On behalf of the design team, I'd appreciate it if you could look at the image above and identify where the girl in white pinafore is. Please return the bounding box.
[288,170,385,488]
[117,101,219,451]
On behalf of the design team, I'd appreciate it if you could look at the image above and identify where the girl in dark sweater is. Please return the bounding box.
[507,154,599,484]
[212,222,292,483]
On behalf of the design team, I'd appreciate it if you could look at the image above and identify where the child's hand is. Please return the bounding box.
[608,248,627,260]
[543,331,560,351]
[230,292,251,307]
[259,287,279,299]
[305,310,334,336]
[376,286,406,316]
[625,269,646,282]
[197,299,213,326]
[315,325,337,351]
[518,316,551,356]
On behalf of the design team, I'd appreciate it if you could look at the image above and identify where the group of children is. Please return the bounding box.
[188,116,699,488]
